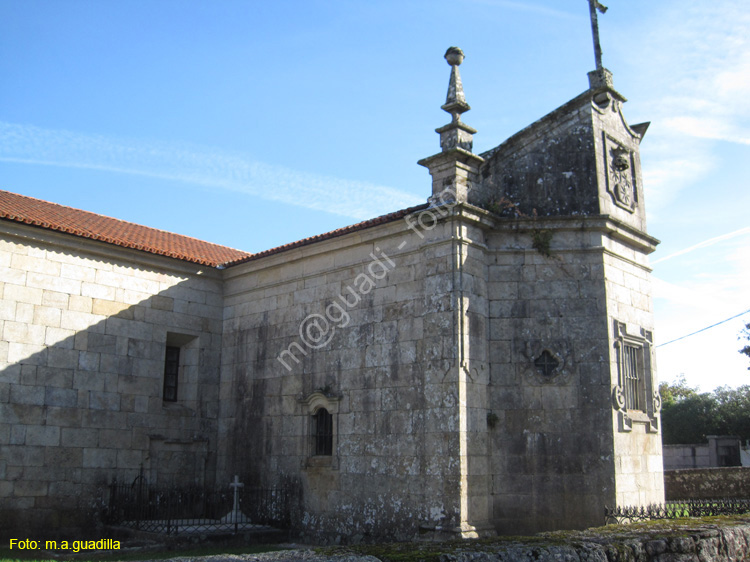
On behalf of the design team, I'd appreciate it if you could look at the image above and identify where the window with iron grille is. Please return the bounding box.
[312,408,333,456]
[614,321,655,416]
[163,345,180,402]
[613,322,658,432]
[621,343,644,411]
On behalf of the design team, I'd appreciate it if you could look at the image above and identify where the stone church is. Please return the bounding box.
[0,46,664,539]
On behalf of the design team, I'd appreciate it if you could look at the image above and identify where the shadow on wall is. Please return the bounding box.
[0,237,229,535]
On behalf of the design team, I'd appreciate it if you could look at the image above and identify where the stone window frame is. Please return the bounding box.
[163,332,198,406]
[312,408,333,456]
[298,391,340,469]
[162,345,180,402]
[612,321,659,433]
[620,342,644,411]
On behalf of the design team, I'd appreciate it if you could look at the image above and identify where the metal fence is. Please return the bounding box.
[104,475,298,535]
[605,499,750,524]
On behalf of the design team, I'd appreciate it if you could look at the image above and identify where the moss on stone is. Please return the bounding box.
[316,516,750,562]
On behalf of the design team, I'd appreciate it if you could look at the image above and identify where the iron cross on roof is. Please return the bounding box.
[588,0,609,70]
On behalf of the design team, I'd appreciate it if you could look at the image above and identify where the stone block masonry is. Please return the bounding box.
[665,467,750,500]
[219,217,473,540]
[280,518,750,561]
[476,70,662,532]
[0,224,223,533]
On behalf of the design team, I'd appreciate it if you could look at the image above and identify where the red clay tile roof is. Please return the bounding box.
[224,202,429,267]
[0,189,429,268]
[0,190,252,267]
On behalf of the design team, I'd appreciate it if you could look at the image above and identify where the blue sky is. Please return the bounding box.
[1,0,749,391]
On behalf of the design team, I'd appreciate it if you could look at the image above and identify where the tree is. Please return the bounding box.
[712,385,750,440]
[660,391,718,444]
[659,375,697,408]
[741,322,750,369]
[659,379,750,444]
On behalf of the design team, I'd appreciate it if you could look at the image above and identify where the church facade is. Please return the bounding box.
[0,50,663,539]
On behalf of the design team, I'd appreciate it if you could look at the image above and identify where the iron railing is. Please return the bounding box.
[606,499,750,524]
[104,475,298,535]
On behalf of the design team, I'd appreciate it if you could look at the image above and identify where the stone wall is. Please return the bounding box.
[665,467,750,500]
[475,88,648,234]
[0,223,223,533]
[591,91,663,509]
[219,214,474,540]
[486,216,616,534]
[479,83,662,533]
[664,444,711,470]
[252,518,750,562]
[604,236,664,508]
[477,92,599,218]
[664,437,744,471]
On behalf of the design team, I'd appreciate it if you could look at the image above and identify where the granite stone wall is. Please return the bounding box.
[663,444,711,470]
[219,215,476,541]
[665,467,750,500]
[478,85,662,533]
[485,216,616,534]
[0,223,223,533]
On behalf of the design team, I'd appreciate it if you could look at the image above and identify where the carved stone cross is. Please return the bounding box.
[229,474,244,514]
[221,474,248,524]
[588,0,608,70]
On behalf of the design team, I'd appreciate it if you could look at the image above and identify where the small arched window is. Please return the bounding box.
[312,408,333,456]
[299,391,339,464]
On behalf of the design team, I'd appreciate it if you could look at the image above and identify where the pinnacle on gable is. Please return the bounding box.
[417,47,484,205]
[434,46,478,154]
[441,47,470,121]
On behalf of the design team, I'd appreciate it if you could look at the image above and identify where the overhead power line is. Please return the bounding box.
[657,308,750,348]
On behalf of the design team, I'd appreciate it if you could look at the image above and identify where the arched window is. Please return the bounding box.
[299,391,340,464]
[312,408,333,456]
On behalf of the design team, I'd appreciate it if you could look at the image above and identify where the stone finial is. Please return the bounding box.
[442,47,470,122]
[418,47,484,205]
[432,47,477,154]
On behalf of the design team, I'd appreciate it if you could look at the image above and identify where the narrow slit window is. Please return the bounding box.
[312,408,333,456]
[163,345,180,402]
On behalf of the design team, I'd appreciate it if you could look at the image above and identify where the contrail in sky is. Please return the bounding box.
[0,121,422,220]
[652,226,750,265]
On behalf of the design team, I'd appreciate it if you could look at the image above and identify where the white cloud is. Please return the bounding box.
[640,136,714,217]
[653,238,750,390]
[663,116,750,146]
[621,0,750,213]
[653,277,737,317]
[626,2,750,389]
[653,235,750,322]
[0,121,422,220]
